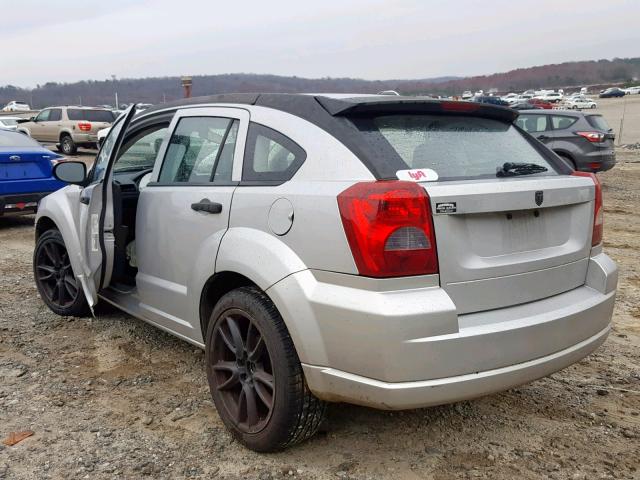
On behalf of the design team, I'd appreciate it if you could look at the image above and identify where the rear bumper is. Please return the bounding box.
[575,149,616,172]
[0,192,49,215]
[302,324,610,410]
[268,253,617,409]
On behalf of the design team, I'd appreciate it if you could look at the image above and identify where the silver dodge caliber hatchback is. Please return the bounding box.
[34,94,617,452]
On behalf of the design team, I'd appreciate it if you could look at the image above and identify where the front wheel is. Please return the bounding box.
[205,286,326,452]
[33,229,90,316]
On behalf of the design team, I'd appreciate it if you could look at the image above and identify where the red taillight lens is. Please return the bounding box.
[572,171,603,246]
[78,122,91,132]
[576,131,605,143]
[337,181,438,277]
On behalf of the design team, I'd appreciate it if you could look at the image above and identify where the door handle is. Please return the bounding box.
[191,198,222,214]
[537,135,549,140]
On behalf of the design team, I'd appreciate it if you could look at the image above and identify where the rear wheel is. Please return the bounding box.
[205,286,326,452]
[33,229,89,316]
[59,135,77,155]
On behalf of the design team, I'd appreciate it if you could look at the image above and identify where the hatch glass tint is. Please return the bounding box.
[352,115,559,181]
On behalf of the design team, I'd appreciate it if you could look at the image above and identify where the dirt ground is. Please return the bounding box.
[1,148,639,479]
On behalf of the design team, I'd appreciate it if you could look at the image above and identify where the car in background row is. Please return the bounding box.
[0,117,23,131]
[0,129,66,216]
[527,98,554,109]
[510,101,542,110]
[17,106,115,154]
[565,97,597,110]
[535,92,563,103]
[473,95,509,106]
[599,88,625,98]
[516,110,615,172]
[623,86,640,95]
[2,101,31,112]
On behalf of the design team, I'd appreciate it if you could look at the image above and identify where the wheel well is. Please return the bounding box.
[35,216,58,240]
[59,132,71,141]
[199,271,258,338]
[554,151,576,169]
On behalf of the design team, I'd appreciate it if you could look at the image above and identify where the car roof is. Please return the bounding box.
[142,93,518,123]
[518,109,584,117]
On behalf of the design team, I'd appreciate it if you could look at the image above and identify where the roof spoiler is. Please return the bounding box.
[315,96,518,123]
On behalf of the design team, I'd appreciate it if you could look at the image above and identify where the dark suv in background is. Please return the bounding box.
[516,110,616,172]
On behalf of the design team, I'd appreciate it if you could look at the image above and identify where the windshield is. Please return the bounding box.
[352,115,558,181]
[68,109,114,122]
[0,130,40,147]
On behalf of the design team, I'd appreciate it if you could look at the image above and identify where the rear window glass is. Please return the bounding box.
[586,115,611,131]
[550,115,578,130]
[67,109,114,122]
[353,115,558,181]
[0,130,40,147]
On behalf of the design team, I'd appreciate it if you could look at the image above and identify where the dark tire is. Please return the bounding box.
[59,134,77,155]
[33,229,90,316]
[205,286,326,452]
[556,152,577,170]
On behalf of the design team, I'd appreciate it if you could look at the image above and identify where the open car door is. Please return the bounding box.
[75,105,137,310]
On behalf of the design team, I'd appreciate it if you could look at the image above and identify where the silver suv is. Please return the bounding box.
[18,106,114,154]
[34,95,617,452]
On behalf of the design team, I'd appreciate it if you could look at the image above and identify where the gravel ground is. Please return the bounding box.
[0,153,639,480]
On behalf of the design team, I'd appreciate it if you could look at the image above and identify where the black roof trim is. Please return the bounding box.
[140,93,519,180]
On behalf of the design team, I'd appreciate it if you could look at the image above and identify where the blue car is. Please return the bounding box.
[0,129,66,216]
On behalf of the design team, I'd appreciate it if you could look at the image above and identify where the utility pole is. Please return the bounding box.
[115,92,119,110]
[181,76,192,98]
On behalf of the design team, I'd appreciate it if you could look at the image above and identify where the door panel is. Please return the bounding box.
[73,105,137,307]
[136,107,249,338]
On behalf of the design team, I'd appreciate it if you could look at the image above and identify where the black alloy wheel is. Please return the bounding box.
[34,229,89,316]
[209,310,275,434]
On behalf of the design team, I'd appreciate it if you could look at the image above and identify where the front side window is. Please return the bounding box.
[35,110,50,122]
[353,114,558,181]
[92,115,128,183]
[242,123,306,182]
[158,117,237,184]
[515,114,548,133]
[114,126,168,173]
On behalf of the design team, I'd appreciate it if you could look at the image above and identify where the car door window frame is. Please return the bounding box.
[148,106,249,187]
[240,122,307,186]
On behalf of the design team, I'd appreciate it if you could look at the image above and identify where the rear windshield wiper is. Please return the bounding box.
[496,162,548,177]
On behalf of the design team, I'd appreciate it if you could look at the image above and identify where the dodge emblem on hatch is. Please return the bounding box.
[535,191,544,206]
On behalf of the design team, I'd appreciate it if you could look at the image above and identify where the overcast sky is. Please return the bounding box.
[3,0,640,88]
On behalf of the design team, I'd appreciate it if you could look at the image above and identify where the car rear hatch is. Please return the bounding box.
[331,98,596,314]
[0,147,58,181]
[68,109,114,135]
[583,114,615,164]
[424,176,593,313]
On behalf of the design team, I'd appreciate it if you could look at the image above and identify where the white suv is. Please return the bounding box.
[34,95,617,451]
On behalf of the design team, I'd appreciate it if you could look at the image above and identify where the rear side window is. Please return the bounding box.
[242,123,305,183]
[159,116,237,184]
[353,115,558,181]
[67,109,114,122]
[550,116,578,130]
[586,115,611,131]
[515,114,548,133]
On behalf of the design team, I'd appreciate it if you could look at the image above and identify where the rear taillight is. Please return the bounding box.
[337,181,438,277]
[78,122,91,132]
[572,171,603,246]
[576,131,605,143]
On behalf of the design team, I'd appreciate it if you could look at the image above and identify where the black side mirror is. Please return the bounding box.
[53,161,87,185]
